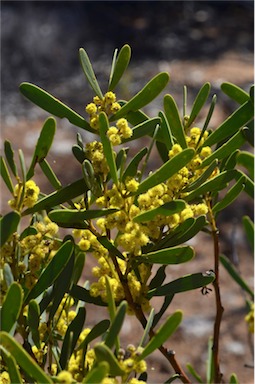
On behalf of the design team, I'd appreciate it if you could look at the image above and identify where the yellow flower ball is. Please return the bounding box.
[56,370,73,384]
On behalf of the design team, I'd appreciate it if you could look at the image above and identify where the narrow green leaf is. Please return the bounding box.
[27,300,41,348]
[0,211,20,247]
[22,178,88,215]
[70,284,107,306]
[186,170,238,201]
[111,72,169,120]
[201,94,217,133]
[224,150,239,172]
[221,82,250,104]
[184,159,218,192]
[220,254,254,299]
[135,148,195,195]
[49,252,75,320]
[108,44,131,90]
[242,215,254,250]
[18,149,26,185]
[237,151,254,180]
[212,175,246,214]
[79,48,104,99]
[24,240,74,304]
[126,109,149,125]
[155,217,195,249]
[0,332,53,383]
[229,373,239,384]
[156,140,170,163]
[164,94,187,148]
[60,307,86,369]
[82,362,109,383]
[148,271,215,298]
[39,159,62,189]
[0,346,23,384]
[200,129,246,168]
[99,112,118,185]
[48,208,118,228]
[186,363,203,383]
[188,82,211,127]
[72,144,86,164]
[149,265,166,290]
[104,301,127,349]
[139,308,155,347]
[206,336,214,384]
[157,111,174,148]
[203,100,254,147]
[137,246,194,265]
[133,200,186,223]
[20,82,94,132]
[4,140,17,177]
[122,147,147,182]
[27,117,56,179]
[165,216,207,247]
[152,294,174,330]
[137,311,182,361]
[0,156,14,193]
[3,263,14,288]
[164,374,182,383]
[122,117,160,143]
[77,319,110,352]
[97,236,125,260]
[94,344,125,376]
[1,282,23,333]
[72,251,86,285]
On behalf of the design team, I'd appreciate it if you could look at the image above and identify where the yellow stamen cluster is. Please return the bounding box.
[0,372,10,384]
[8,180,40,211]
[85,141,109,176]
[86,92,132,145]
[86,92,121,130]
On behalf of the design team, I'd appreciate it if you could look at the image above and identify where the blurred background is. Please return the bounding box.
[1,1,254,383]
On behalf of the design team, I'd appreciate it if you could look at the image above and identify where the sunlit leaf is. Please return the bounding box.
[20,82,93,132]
[133,200,186,223]
[229,373,239,384]
[4,140,17,177]
[137,311,182,360]
[186,363,203,383]
[1,282,23,334]
[139,308,155,347]
[108,44,131,90]
[137,246,194,265]
[186,170,238,201]
[203,100,254,147]
[26,117,56,179]
[24,240,74,304]
[82,362,109,383]
[39,159,62,190]
[188,82,211,128]
[135,148,195,195]
[148,271,215,298]
[221,82,250,104]
[27,300,41,348]
[122,147,147,181]
[164,94,187,148]
[70,284,107,306]
[22,178,88,215]
[157,111,174,148]
[0,332,53,383]
[111,72,169,120]
[0,211,20,247]
[0,156,14,193]
[94,344,125,376]
[0,346,23,384]
[48,208,118,227]
[79,48,103,99]
[184,159,218,192]
[200,129,246,168]
[77,319,110,352]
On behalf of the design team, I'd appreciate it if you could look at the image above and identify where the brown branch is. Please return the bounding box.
[109,252,191,383]
[207,198,224,383]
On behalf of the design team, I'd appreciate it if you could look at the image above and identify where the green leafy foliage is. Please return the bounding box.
[1,43,253,384]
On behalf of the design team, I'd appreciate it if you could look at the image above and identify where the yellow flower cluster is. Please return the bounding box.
[0,372,10,384]
[85,91,132,145]
[32,343,47,364]
[0,216,59,295]
[245,302,254,333]
[85,141,109,176]
[86,91,121,129]
[8,180,40,211]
